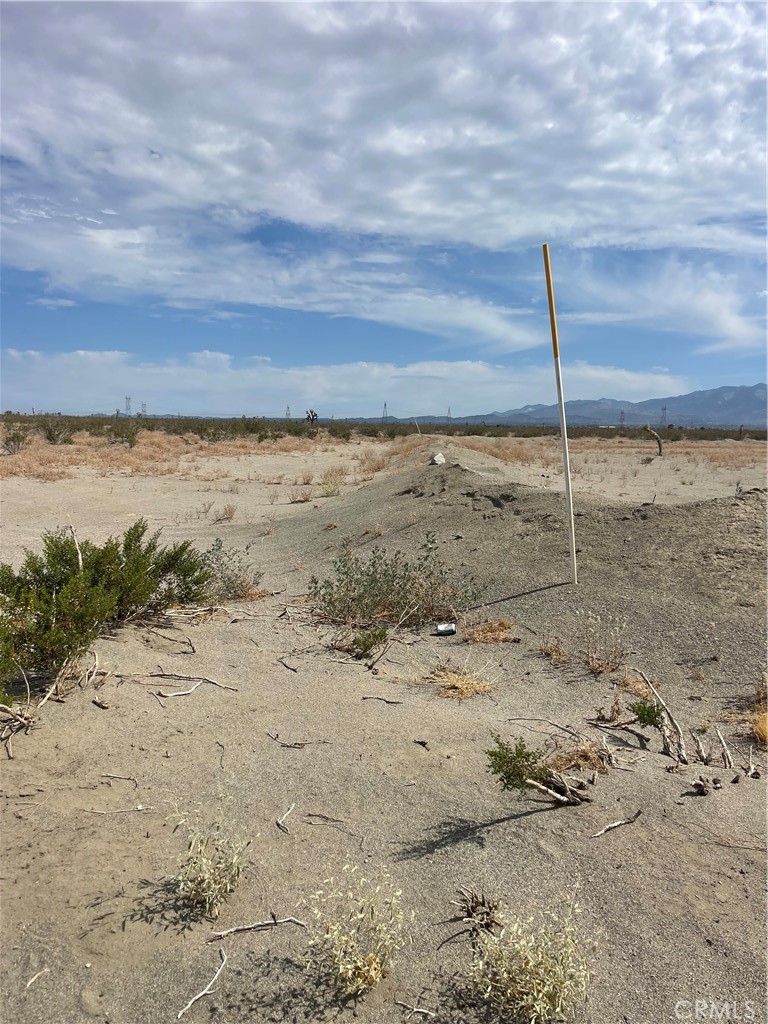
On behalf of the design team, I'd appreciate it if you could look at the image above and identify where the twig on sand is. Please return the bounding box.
[148,674,238,698]
[277,657,299,673]
[689,730,711,765]
[742,746,760,779]
[714,727,734,769]
[591,809,642,838]
[101,773,139,789]
[207,914,308,942]
[362,696,403,705]
[395,1000,437,1019]
[506,717,584,741]
[81,805,152,815]
[265,731,328,749]
[216,740,225,770]
[276,803,295,834]
[177,948,227,1019]
[146,628,196,654]
[25,967,50,990]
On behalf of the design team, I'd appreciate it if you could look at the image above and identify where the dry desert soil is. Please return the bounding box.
[1,431,766,1024]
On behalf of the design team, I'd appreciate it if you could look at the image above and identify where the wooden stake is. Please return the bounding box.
[542,243,577,585]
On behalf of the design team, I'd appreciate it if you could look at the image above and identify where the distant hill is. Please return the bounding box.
[353,384,767,428]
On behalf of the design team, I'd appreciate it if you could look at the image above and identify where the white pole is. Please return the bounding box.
[542,243,578,585]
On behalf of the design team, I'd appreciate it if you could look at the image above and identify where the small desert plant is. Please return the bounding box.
[267,486,280,505]
[320,481,341,497]
[212,503,236,523]
[1,425,31,455]
[201,540,264,601]
[486,735,548,793]
[305,863,408,996]
[627,698,663,729]
[309,534,477,628]
[301,471,314,486]
[289,487,312,504]
[640,455,654,465]
[539,638,569,665]
[580,612,627,675]
[349,628,388,659]
[106,420,139,447]
[463,619,519,644]
[174,825,249,919]
[428,660,493,700]
[469,907,589,1022]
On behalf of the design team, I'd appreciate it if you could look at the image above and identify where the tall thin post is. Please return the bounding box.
[542,243,578,585]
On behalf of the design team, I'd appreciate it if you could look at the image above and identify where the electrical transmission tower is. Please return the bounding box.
[382,402,388,423]
[659,406,667,428]
[125,395,132,417]
[619,410,625,428]
[447,406,452,421]
[285,405,291,419]
[140,402,147,417]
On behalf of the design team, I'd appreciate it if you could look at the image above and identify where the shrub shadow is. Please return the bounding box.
[395,807,552,862]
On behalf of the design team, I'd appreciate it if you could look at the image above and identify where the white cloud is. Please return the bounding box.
[29,297,77,309]
[0,2,764,353]
[1,348,692,418]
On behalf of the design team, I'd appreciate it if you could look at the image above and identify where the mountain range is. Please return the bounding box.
[366,384,767,428]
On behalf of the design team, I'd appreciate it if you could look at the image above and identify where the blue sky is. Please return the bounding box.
[1,1,765,418]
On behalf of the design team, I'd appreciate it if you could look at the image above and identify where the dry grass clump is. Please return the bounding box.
[306,863,408,996]
[463,619,519,644]
[358,452,390,478]
[320,464,347,485]
[580,612,627,675]
[174,825,249,919]
[539,638,570,665]
[618,673,655,700]
[721,673,768,748]
[470,906,589,1023]
[211,503,236,523]
[549,741,608,775]
[428,660,493,700]
[289,486,313,503]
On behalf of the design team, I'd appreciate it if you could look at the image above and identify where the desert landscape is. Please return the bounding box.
[1,427,766,1024]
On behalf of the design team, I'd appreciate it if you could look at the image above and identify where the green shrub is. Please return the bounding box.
[1,424,31,455]
[0,519,210,684]
[628,699,663,728]
[105,420,139,447]
[40,419,74,445]
[308,534,477,628]
[201,539,263,601]
[485,735,548,793]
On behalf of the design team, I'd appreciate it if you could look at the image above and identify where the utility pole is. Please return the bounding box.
[125,395,132,417]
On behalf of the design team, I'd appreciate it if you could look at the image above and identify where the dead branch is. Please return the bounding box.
[506,718,584,742]
[524,779,577,805]
[628,668,688,763]
[265,731,328,749]
[277,657,299,673]
[148,674,238,698]
[81,804,151,814]
[101,774,139,789]
[689,730,711,765]
[92,699,110,710]
[177,948,227,1019]
[362,695,403,705]
[207,914,308,941]
[588,720,651,747]
[216,740,225,770]
[146,628,196,654]
[68,518,84,573]
[714,727,734,769]
[276,803,295,834]
[742,746,760,779]
[591,809,642,838]
[394,1000,437,1020]
[644,424,663,456]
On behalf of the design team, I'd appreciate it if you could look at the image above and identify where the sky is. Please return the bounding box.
[1,1,765,418]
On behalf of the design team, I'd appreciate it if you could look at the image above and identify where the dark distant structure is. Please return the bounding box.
[382,402,388,423]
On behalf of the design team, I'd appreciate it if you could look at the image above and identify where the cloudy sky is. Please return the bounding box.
[1,1,765,417]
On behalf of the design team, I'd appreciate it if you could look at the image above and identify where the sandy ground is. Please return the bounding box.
[0,432,766,1024]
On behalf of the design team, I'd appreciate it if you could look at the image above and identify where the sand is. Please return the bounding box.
[0,432,765,1024]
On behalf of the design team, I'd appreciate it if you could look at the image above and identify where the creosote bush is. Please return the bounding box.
[308,533,477,628]
[0,519,210,684]
[628,698,664,729]
[470,907,589,1022]
[305,863,408,996]
[174,825,249,919]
